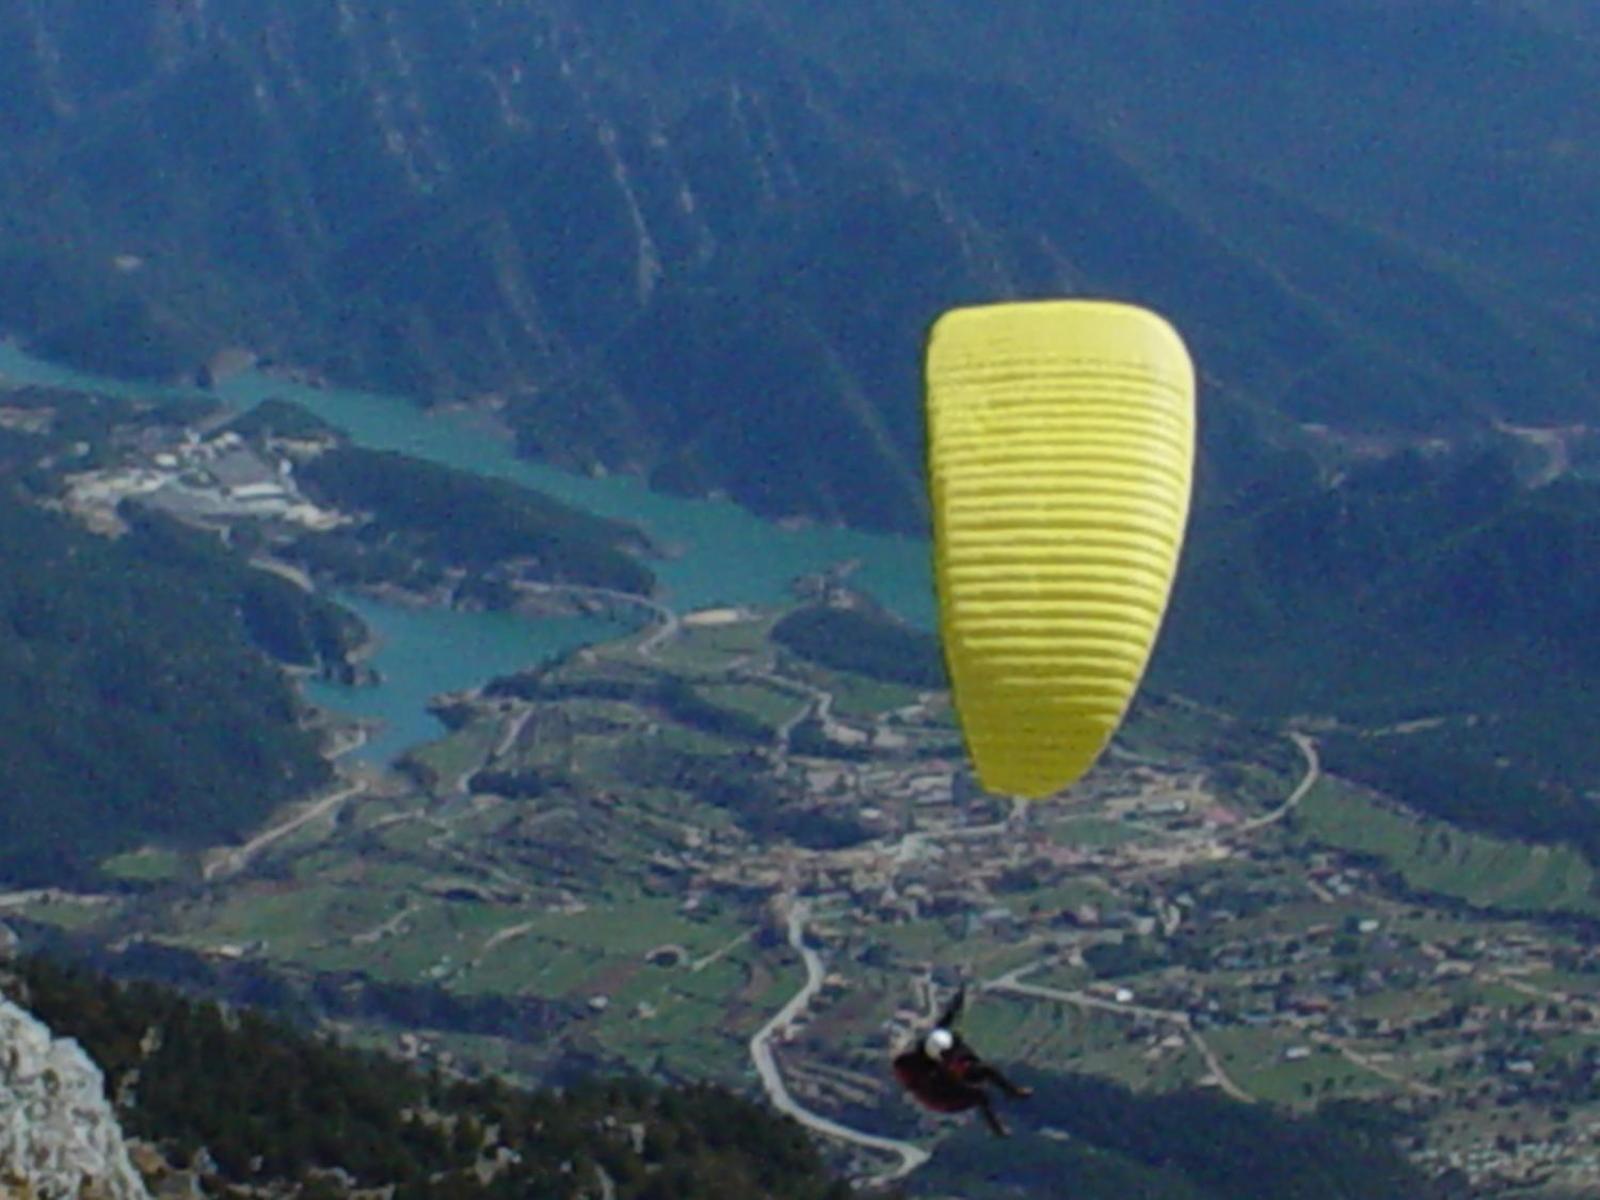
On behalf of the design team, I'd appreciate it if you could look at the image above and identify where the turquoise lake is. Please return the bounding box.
[0,342,936,759]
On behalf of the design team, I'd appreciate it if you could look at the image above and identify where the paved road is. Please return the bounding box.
[985,967,1254,1105]
[1310,1031,1445,1099]
[494,705,535,760]
[203,779,366,881]
[749,900,931,1184]
[0,888,117,911]
[519,581,679,658]
[749,670,834,763]
[976,733,1325,1103]
[1236,732,1320,834]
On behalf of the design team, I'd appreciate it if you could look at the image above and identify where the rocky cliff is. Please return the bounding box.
[0,995,149,1200]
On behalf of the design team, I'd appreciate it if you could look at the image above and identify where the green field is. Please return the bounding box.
[185,883,362,957]
[1207,1027,1394,1106]
[697,680,807,727]
[783,660,923,720]
[646,616,772,671]
[1047,816,1149,849]
[6,896,125,932]
[99,846,187,883]
[1294,780,1600,918]
[406,718,503,787]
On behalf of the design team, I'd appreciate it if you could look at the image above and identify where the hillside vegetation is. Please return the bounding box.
[772,605,947,688]
[0,495,336,884]
[4,955,856,1199]
[3,954,1451,1200]
[2,2,1596,531]
[294,446,656,596]
[1158,446,1600,814]
[917,1074,1442,1200]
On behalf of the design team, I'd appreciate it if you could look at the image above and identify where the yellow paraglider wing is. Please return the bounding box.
[927,300,1195,799]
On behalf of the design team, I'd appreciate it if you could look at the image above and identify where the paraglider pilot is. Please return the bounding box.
[893,987,1031,1136]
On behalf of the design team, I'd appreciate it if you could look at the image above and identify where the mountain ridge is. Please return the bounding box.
[3,2,1595,532]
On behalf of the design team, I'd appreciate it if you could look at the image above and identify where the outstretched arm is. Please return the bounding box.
[935,985,967,1031]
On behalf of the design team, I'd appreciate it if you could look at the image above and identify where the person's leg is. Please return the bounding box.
[968,1062,1033,1099]
[976,1093,1009,1137]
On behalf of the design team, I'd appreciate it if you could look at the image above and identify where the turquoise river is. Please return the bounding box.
[0,342,936,761]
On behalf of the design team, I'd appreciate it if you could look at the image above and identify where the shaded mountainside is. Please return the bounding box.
[1,2,1596,531]
[293,445,657,596]
[1162,448,1600,725]
[1155,446,1600,854]
[913,1075,1445,1200]
[0,492,337,885]
[743,0,1600,318]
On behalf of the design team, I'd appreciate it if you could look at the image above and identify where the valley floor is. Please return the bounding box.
[15,605,1600,1196]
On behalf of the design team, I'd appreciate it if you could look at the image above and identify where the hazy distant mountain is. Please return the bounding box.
[1,1,1595,530]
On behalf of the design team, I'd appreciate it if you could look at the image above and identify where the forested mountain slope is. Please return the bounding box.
[2,1,1594,531]
[0,495,335,884]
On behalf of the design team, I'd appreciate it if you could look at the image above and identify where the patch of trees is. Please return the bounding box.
[0,497,333,885]
[923,1069,1442,1200]
[1082,937,1169,979]
[748,805,874,851]
[492,667,775,744]
[619,743,770,809]
[289,526,450,593]
[466,766,569,800]
[1318,733,1600,866]
[295,447,655,595]
[226,398,343,441]
[654,675,774,743]
[9,259,204,381]
[128,507,365,671]
[788,715,874,761]
[619,743,870,849]
[238,569,365,668]
[308,973,573,1041]
[484,664,656,703]
[5,956,856,1200]
[772,604,946,687]
[685,750,874,850]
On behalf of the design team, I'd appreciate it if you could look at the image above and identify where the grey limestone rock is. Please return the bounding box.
[0,995,150,1199]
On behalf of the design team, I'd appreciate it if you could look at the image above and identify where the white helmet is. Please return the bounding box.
[923,1027,955,1058]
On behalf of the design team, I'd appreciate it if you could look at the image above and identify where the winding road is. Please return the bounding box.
[985,969,1254,1104]
[749,669,838,764]
[749,900,931,1185]
[516,581,679,659]
[1236,731,1320,834]
[1310,1031,1445,1100]
[976,731,1327,1106]
[486,582,680,763]
[202,779,367,882]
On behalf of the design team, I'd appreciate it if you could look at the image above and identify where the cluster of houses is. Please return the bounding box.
[65,428,344,534]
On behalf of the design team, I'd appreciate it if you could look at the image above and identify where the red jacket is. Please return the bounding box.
[893,1046,986,1114]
